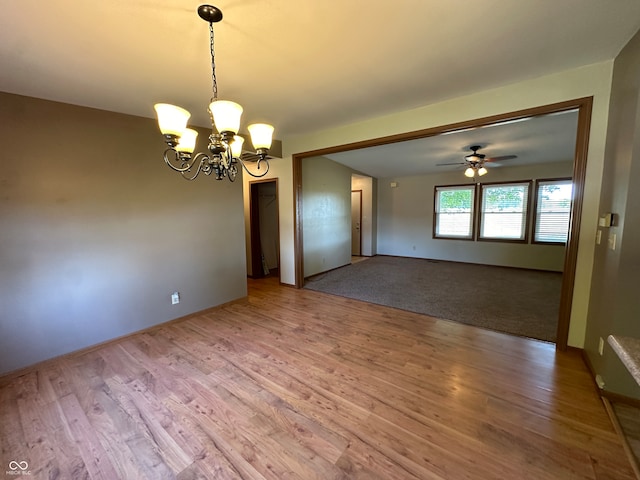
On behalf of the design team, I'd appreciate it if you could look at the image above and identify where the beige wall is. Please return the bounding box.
[584,29,640,398]
[376,161,573,271]
[302,157,353,277]
[276,61,615,348]
[0,93,248,375]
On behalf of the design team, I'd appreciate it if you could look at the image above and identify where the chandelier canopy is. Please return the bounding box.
[154,5,274,182]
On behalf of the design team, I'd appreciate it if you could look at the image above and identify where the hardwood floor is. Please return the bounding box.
[0,277,635,479]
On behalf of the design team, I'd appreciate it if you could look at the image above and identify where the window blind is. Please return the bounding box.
[534,180,572,243]
[479,183,529,240]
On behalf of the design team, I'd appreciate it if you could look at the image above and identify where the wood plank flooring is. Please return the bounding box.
[0,277,635,479]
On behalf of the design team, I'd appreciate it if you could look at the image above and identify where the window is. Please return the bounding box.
[533,178,572,244]
[434,185,475,239]
[479,182,530,242]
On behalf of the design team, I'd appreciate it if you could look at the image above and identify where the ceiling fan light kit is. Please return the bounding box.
[438,145,517,179]
[153,5,274,182]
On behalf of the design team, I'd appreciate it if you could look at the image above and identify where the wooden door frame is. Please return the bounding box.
[292,97,593,351]
[248,178,280,280]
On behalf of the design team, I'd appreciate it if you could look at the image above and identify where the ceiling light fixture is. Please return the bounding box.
[464,165,488,178]
[153,5,274,182]
[463,146,488,178]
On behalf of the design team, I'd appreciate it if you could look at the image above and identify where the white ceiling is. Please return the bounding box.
[324,109,579,178]
[1,1,639,140]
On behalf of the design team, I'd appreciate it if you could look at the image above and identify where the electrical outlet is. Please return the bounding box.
[598,337,604,356]
[171,292,180,305]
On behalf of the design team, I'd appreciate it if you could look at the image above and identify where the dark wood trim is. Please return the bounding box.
[602,397,640,479]
[577,345,640,408]
[602,390,640,409]
[291,97,594,350]
[557,97,593,350]
[293,154,304,288]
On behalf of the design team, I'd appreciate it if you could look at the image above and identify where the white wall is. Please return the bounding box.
[377,161,573,271]
[278,61,614,348]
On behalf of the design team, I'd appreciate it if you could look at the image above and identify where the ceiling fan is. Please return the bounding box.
[437,145,517,178]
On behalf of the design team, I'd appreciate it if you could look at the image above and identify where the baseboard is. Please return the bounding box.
[375,253,563,274]
[304,262,351,281]
[602,390,640,409]
[602,396,640,479]
[578,348,640,408]
[0,296,248,385]
[579,347,601,390]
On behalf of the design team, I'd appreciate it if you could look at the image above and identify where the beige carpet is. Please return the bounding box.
[305,255,562,342]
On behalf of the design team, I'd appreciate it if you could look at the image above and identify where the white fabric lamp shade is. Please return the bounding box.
[248,123,274,150]
[175,128,198,153]
[154,103,191,136]
[230,135,245,157]
[209,100,243,134]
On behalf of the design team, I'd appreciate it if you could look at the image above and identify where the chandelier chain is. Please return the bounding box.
[209,21,218,101]
[155,5,273,182]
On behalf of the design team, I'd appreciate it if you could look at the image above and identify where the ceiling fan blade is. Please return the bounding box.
[485,155,517,163]
[436,162,466,166]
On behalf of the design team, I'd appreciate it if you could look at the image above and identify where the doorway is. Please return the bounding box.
[292,97,594,350]
[249,179,280,280]
[351,190,362,257]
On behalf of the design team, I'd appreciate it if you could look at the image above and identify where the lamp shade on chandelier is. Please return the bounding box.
[154,5,274,182]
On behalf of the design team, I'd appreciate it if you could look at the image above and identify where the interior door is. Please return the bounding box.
[351,190,362,256]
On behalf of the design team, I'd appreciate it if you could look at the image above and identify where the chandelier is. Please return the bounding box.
[154,5,274,182]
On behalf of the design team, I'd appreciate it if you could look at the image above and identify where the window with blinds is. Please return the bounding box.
[478,182,531,242]
[533,178,572,244]
[434,185,475,239]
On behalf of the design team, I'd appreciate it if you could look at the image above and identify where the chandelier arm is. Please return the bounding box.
[238,158,270,178]
[163,148,199,173]
[227,162,238,182]
[179,152,213,181]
